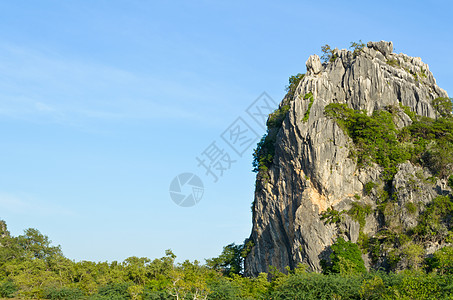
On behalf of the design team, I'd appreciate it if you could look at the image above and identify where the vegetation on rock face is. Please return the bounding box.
[320,207,344,225]
[266,104,290,130]
[350,40,365,57]
[302,92,314,123]
[321,44,337,63]
[324,103,409,179]
[357,191,453,272]
[285,73,304,100]
[253,74,305,174]
[427,245,453,275]
[432,97,453,118]
[364,181,377,195]
[411,195,453,242]
[321,40,365,63]
[386,58,400,67]
[252,104,289,174]
[347,203,372,230]
[324,99,453,179]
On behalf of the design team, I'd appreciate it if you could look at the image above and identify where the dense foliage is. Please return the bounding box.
[324,99,453,179]
[3,220,453,299]
[411,195,453,242]
[322,237,367,275]
[284,73,304,100]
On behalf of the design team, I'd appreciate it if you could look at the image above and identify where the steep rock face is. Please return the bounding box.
[245,41,450,275]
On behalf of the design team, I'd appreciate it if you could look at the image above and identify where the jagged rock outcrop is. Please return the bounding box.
[0,220,9,247]
[245,41,451,275]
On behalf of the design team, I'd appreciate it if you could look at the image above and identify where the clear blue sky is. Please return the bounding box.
[0,0,452,263]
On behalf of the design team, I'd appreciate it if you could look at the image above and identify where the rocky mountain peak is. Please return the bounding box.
[245,41,452,275]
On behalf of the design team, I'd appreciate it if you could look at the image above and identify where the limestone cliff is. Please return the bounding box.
[245,41,452,275]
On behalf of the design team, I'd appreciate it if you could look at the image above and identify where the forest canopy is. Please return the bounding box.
[2,219,453,299]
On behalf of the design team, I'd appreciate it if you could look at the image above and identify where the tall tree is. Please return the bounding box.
[206,243,244,276]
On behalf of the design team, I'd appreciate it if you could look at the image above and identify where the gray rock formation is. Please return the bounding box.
[244,41,451,275]
[0,220,9,246]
